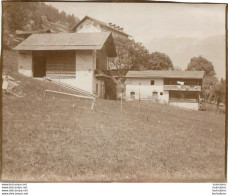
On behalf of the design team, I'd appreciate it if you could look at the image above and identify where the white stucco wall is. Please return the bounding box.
[18,51,33,77]
[126,84,169,103]
[162,91,169,104]
[75,18,128,39]
[76,18,101,33]
[125,78,168,103]
[74,50,95,93]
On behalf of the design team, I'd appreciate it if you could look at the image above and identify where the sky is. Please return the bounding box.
[47,2,226,79]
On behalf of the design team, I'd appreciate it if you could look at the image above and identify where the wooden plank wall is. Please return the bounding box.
[46,51,75,78]
[96,45,107,70]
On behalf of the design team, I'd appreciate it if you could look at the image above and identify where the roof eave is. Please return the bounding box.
[71,16,88,31]
[13,45,103,51]
[125,76,204,79]
[101,24,130,37]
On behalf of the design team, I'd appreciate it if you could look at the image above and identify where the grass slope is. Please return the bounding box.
[2,50,18,73]
[2,72,226,182]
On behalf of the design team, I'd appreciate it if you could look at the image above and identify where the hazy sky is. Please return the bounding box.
[47,2,226,78]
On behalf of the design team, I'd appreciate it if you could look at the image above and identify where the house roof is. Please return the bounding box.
[125,70,205,79]
[41,21,74,33]
[71,16,130,37]
[13,32,117,57]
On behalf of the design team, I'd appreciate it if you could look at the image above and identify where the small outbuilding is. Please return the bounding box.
[125,70,205,110]
[14,32,117,98]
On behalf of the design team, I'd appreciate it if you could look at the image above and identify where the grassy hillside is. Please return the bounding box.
[2,50,18,73]
[2,70,225,182]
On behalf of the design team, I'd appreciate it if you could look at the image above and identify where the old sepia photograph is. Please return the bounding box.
[1,2,226,182]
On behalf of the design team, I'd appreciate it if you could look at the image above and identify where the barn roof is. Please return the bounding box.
[13,32,117,57]
[125,70,205,79]
[71,15,130,37]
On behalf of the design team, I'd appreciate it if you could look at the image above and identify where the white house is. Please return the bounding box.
[72,15,130,39]
[13,32,117,98]
[125,70,205,110]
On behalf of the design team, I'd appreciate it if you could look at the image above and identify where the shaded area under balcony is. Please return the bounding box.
[169,98,198,103]
[169,90,199,103]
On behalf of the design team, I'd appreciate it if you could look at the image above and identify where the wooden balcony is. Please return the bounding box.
[163,85,201,91]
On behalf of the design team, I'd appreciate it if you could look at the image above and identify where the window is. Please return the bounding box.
[160,92,163,95]
[151,80,154,85]
[153,92,158,96]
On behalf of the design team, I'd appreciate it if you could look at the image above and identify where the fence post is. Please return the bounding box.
[91,99,96,110]
[59,71,61,92]
[139,83,141,111]
[121,92,123,111]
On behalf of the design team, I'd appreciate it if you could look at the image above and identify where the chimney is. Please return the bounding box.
[119,27,124,31]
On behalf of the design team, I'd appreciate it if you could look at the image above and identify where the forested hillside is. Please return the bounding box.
[2,2,79,49]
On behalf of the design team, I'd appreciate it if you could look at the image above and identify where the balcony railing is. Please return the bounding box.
[163,85,201,91]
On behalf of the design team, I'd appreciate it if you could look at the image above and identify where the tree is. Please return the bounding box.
[2,2,79,49]
[129,42,150,71]
[202,76,218,102]
[187,56,219,105]
[107,37,150,99]
[213,78,226,108]
[187,56,215,76]
[147,52,173,70]
[108,37,150,77]
[202,76,226,108]
[3,2,29,33]
[2,2,79,34]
